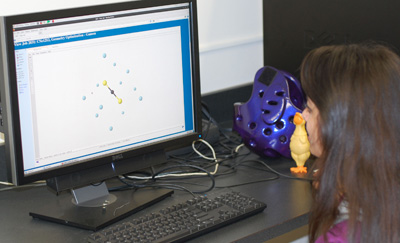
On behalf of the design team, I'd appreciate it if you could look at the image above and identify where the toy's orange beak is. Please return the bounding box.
[293,112,304,125]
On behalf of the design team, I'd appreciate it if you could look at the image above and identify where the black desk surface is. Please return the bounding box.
[0,154,312,243]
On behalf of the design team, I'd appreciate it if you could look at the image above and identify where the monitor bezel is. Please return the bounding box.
[1,0,202,186]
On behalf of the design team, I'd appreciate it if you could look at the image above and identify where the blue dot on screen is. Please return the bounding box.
[103,53,107,58]
[139,96,143,101]
[109,126,113,131]
[95,113,99,118]
[99,105,103,110]
[82,96,86,101]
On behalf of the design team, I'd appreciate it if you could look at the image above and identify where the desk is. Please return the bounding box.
[0,153,312,243]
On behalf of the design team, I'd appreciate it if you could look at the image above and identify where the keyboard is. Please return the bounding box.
[87,190,267,243]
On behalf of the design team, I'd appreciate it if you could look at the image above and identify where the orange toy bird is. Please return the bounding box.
[289,112,310,173]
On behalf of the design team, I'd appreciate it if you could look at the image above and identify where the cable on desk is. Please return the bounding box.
[174,101,221,162]
[125,136,257,194]
[113,177,197,197]
[141,140,283,190]
[119,162,216,194]
[166,127,244,171]
[112,108,313,198]
[245,159,315,182]
[232,143,315,182]
[126,139,221,180]
[111,138,222,195]
[151,164,215,192]
[149,154,282,190]
[214,177,280,189]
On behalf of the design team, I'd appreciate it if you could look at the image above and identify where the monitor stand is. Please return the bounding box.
[29,182,173,231]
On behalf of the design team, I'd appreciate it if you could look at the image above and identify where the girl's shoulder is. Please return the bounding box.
[315,220,349,243]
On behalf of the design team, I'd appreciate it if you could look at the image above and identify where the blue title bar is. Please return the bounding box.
[14,19,186,50]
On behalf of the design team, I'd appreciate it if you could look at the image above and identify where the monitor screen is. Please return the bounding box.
[1,0,201,185]
[0,0,201,229]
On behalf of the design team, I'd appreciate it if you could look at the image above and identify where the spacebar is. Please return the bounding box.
[156,229,191,243]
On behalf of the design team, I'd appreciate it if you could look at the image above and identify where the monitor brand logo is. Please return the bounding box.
[112,154,123,161]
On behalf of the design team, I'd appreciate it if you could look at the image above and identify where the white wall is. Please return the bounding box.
[1,0,263,95]
[197,0,263,94]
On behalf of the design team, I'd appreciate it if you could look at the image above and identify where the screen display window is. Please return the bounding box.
[12,3,195,175]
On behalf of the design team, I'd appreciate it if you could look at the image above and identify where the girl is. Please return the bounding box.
[300,43,400,242]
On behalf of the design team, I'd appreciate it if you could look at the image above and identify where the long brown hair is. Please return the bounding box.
[300,43,400,242]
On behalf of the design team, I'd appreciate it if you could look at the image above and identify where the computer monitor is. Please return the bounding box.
[0,0,201,230]
[263,0,400,78]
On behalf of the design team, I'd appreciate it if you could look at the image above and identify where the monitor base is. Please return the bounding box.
[29,187,173,231]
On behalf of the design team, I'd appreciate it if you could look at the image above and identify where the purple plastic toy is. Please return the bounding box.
[233,66,305,158]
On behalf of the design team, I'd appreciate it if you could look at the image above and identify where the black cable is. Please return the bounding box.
[201,101,232,141]
[214,177,280,188]
[114,175,197,196]
[151,164,216,193]
[244,159,314,182]
[108,107,313,199]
